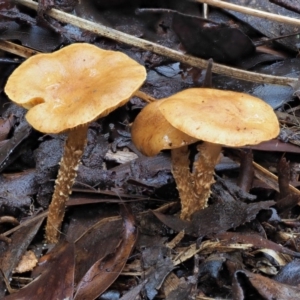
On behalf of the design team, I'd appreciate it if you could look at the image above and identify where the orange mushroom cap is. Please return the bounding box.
[158,88,280,147]
[131,99,198,156]
[132,88,280,156]
[5,43,146,133]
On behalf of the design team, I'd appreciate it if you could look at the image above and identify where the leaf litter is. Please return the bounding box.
[1,0,300,299]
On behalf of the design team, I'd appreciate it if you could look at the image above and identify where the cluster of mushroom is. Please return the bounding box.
[5,42,280,243]
[131,88,280,220]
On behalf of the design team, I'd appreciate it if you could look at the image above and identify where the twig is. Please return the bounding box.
[194,0,300,26]
[134,90,157,102]
[253,161,300,197]
[15,0,298,86]
[136,8,219,25]
[0,40,39,58]
[2,211,48,237]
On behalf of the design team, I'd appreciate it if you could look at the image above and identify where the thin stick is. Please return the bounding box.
[0,40,39,58]
[15,0,297,86]
[194,0,300,27]
[134,90,157,102]
[253,161,300,196]
[2,211,48,237]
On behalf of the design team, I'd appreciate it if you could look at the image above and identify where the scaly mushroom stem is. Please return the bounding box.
[192,142,222,211]
[172,143,221,220]
[45,124,89,243]
[171,146,195,221]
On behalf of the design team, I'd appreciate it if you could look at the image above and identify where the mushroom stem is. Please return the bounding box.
[172,142,221,221]
[192,142,222,211]
[45,124,89,243]
[171,146,196,221]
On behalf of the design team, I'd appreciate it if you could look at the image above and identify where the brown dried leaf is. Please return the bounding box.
[73,215,123,284]
[4,241,74,300]
[275,193,300,214]
[74,205,137,300]
[233,270,300,300]
[0,217,44,285]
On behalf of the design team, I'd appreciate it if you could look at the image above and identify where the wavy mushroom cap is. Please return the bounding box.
[131,99,198,156]
[159,88,280,147]
[5,43,146,133]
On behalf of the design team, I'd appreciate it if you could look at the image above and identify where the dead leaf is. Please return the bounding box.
[0,217,44,294]
[153,200,275,237]
[226,0,300,51]
[274,259,300,286]
[172,11,255,63]
[142,246,174,300]
[0,120,32,172]
[74,205,137,300]
[0,115,15,142]
[3,240,74,300]
[73,215,123,284]
[119,280,147,300]
[0,169,38,211]
[233,269,300,300]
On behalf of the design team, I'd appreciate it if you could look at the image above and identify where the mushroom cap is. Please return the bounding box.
[131,99,198,156]
[5,43,146,133]
[159,88,279,147]
[131,88,280,156]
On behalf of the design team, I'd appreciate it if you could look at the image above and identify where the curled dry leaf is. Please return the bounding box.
[233,270,300,300]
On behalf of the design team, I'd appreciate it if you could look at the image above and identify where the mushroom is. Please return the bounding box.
[5,43,146,243]
[131,88,279,220]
